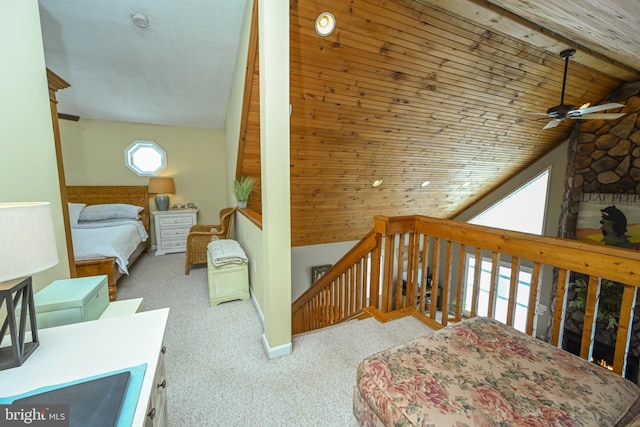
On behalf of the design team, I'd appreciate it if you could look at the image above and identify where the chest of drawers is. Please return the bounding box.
[152,209,197,255]
[145,344,168,427]
[0,309,170,427]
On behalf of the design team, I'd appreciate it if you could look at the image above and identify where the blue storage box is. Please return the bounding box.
[34,276,109,328]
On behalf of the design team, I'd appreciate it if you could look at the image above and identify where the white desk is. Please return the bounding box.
[0,308,169,427]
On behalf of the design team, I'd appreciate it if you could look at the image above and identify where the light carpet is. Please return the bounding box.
[116,251,434,426]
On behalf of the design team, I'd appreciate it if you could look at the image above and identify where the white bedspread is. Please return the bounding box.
[74,218,148,238]
[71,220,148,275]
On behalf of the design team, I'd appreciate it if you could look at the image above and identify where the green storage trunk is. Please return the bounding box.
[207,253,249,307]
[34,275,109,328]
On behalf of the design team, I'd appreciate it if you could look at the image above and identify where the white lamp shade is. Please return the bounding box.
[0,202,59,282]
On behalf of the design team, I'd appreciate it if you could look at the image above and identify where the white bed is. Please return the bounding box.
[71,219,148,275]
[66,186,152,301]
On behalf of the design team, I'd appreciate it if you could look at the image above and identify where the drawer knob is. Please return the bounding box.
[161,345,167,354]
[147,408,156,420]
[157,380,167,389]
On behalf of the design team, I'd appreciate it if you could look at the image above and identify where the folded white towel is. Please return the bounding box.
[208,239,248,267]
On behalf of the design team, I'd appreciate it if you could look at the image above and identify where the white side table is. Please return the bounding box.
[152,209,198,256]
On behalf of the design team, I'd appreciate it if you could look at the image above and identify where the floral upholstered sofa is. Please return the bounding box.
[354,317,640,426]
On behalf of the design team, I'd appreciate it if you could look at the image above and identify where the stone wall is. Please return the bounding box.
[558,81,640,358]
[559,81,640,239]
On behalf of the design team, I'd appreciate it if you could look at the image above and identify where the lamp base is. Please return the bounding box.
[0,277,39,371]
[155,194,170,211]
[0,342,38,371]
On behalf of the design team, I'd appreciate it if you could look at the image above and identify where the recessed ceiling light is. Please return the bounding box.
[315,12,336,37]
[421,181,430,187]
[372,179,383,187]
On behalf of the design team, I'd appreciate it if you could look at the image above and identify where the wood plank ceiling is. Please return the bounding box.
[238,0,640,247]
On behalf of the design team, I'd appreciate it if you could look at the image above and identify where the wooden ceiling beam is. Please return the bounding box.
[412,0,640,80]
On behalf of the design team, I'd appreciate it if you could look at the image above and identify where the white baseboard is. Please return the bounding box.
[262,334,292,359]
[250,289,291,359]
[249,288,265,325]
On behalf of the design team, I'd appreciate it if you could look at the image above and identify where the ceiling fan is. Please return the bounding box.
[530,49,626,129]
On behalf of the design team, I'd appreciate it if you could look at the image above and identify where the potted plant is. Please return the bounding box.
[569,278,624,329]
[233,176,255,208]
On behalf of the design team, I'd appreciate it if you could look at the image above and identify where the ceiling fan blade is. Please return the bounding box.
[570,102,625,116]
[525,51,623,126]
[524,112,551,116]
[574,113,626,120]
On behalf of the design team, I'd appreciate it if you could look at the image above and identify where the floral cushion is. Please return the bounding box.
[354,317,640,427]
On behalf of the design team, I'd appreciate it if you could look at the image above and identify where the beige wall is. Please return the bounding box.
[225,0,253,204]
[229,0,294,357]
[1,0,71,291]
[258,0,292,356]
[230,1,261,307]
[59,119,228,243]
[235,213,264,316]
[229,0,295,355]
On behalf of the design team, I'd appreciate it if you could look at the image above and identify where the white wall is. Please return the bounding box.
[291,240,359,301]
[225,0,253,203]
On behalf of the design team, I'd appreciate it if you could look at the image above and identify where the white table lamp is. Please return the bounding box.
[0,202,59,370]
[149,177,175,211]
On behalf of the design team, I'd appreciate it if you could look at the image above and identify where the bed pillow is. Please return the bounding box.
[68,203,86,228]
[79,203,143,222]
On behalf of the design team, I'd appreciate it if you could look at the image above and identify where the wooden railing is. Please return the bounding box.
[292,230,381,332]
[291,215,640,378]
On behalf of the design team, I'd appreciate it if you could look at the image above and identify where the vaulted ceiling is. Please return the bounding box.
[239,0,640,246]
[39,0,247,129]
[39,0,640,247]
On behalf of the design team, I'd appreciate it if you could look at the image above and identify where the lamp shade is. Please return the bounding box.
[0,202,59,282]
[148,177,175,194]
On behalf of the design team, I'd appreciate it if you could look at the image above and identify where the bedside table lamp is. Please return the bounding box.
[0,202,58,371]
[149,177,175,211]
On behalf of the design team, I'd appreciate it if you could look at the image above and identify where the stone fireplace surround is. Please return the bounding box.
[557,81,640,382]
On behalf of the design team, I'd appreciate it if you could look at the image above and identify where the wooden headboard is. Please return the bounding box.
[66,185,151,239]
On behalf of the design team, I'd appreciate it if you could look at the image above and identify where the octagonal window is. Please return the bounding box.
[125,140,167,176]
